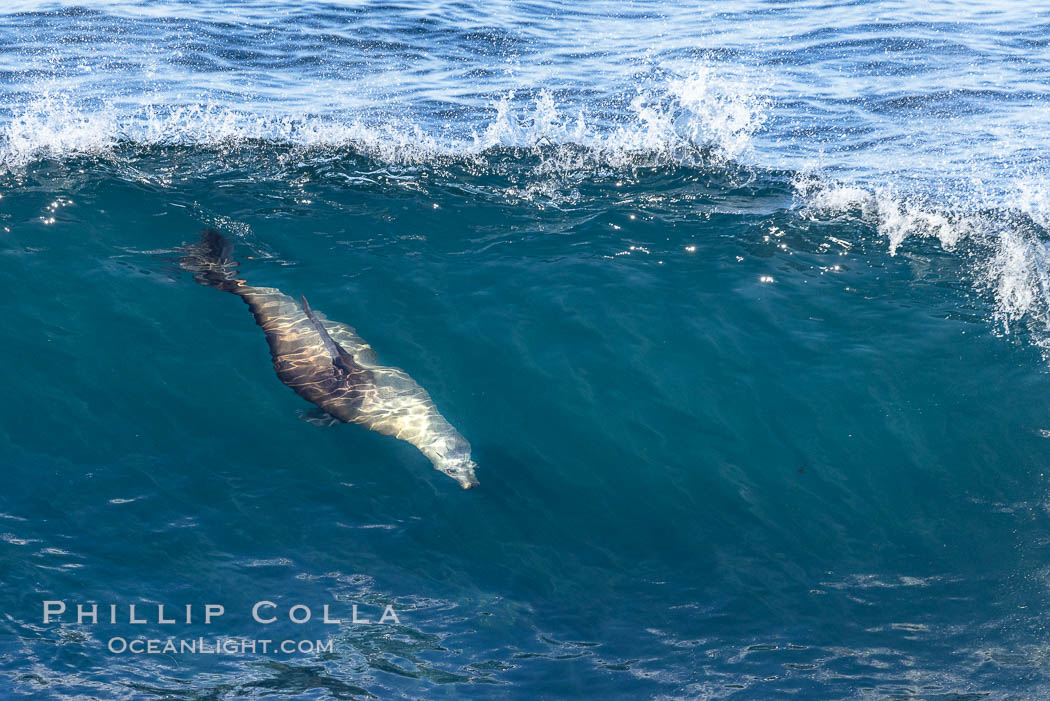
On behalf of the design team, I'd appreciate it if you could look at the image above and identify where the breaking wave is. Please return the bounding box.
[0,66,767,171]
[798,176,1050,355]
[4,52,1050,372]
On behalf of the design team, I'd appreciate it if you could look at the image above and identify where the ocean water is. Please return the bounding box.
[3,1,1050,698]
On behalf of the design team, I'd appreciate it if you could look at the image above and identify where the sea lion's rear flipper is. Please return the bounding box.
[300,295,365,376]
[180,229,241,292]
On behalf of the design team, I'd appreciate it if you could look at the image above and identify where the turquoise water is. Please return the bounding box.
[4,2,1050,699]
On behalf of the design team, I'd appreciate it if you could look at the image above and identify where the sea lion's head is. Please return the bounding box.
[428,432,479,489]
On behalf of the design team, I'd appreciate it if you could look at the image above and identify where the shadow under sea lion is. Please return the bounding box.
[180,229,479,489]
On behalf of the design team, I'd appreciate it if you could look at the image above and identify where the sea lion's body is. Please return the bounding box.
[181,230,478,489]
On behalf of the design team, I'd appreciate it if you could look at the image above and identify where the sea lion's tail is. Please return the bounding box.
[180,228,242,292]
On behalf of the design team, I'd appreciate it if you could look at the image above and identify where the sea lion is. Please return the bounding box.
[180,229,479,489]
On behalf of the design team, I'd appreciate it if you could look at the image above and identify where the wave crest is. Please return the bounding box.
[0,66,767,171]
[473,67,766,168]
[798,176,1050,354]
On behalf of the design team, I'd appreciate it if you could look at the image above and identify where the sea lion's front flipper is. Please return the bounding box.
[300,295,365,376]
[297,407,342,427]
[315,314,378,367]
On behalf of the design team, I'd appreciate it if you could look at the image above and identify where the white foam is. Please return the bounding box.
[1007,175,1050,231]
[798,174,1050,356]
[473,67,766,169]
[0,65,767,171]
[1,96,118,168]
[797,179,971,256]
